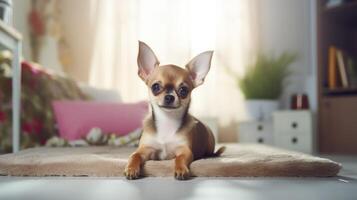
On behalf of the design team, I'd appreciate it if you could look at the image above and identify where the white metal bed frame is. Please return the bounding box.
[0,21,22,152]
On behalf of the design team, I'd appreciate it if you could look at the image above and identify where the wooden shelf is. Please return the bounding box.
[317,0,357,154]
[323,87,357,95]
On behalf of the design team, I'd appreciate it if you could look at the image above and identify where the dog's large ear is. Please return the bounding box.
[137,41,160,82]
[185,51,213,87]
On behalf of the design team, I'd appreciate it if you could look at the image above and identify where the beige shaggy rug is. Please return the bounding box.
[0,144,341,177]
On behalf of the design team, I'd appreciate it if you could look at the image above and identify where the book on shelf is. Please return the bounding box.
[326,0,344,8]
[327,45,357,90]
[336,49,349,87]
[347,58,357,87]
[325,0,357,8]
[328,46,337,89]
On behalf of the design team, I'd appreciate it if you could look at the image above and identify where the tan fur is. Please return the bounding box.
[145,65,193,110]
[125,41,223,180]
[125,66,222,180]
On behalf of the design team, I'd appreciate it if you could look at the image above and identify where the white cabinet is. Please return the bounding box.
[273,110,314,154]
[238,121,274,145]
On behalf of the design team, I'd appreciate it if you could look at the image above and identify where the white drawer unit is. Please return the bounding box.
[273,110,314,154]
[238,121,274,145]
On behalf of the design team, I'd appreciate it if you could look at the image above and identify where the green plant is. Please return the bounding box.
[228,52,297,100]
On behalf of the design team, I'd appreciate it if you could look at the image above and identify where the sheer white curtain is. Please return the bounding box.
[89,0,260,123]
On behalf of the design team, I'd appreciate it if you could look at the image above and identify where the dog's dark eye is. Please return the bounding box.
[151,83,161,95]
[178,86,189,98]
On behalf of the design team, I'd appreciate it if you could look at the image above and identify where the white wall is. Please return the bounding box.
[12,0,31,60]
[10,0,318,111]
[259,0,317,111]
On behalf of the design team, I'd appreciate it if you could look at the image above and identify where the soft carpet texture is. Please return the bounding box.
[0,144,341,177]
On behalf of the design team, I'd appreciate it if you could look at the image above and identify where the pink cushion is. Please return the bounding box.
[52,101,148,140]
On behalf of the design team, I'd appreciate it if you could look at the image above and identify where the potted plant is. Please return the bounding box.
[229,52,297,121]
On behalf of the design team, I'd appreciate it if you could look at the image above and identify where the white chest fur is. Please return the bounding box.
[143,105,187,160]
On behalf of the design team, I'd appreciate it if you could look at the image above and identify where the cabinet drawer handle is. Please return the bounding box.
[291,137,298,144]
[291,122,298,129]
[257,125,263,131]
[257,137,264,143]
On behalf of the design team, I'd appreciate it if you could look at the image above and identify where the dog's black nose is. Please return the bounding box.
[164,95,175,105]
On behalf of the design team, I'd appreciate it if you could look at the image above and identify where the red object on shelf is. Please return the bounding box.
[291,94,309,110]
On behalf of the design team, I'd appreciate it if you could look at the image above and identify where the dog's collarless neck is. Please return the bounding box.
[151,103,187,134]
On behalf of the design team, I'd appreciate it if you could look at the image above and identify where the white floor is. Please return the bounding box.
[0,156,356,200]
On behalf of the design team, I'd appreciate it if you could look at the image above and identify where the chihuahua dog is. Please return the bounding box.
[124,41,225,180]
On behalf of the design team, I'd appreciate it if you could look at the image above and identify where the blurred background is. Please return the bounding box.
[0,0,356,155]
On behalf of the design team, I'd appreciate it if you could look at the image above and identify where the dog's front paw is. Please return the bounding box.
[174,165,190,180]
[124,165,141,180]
